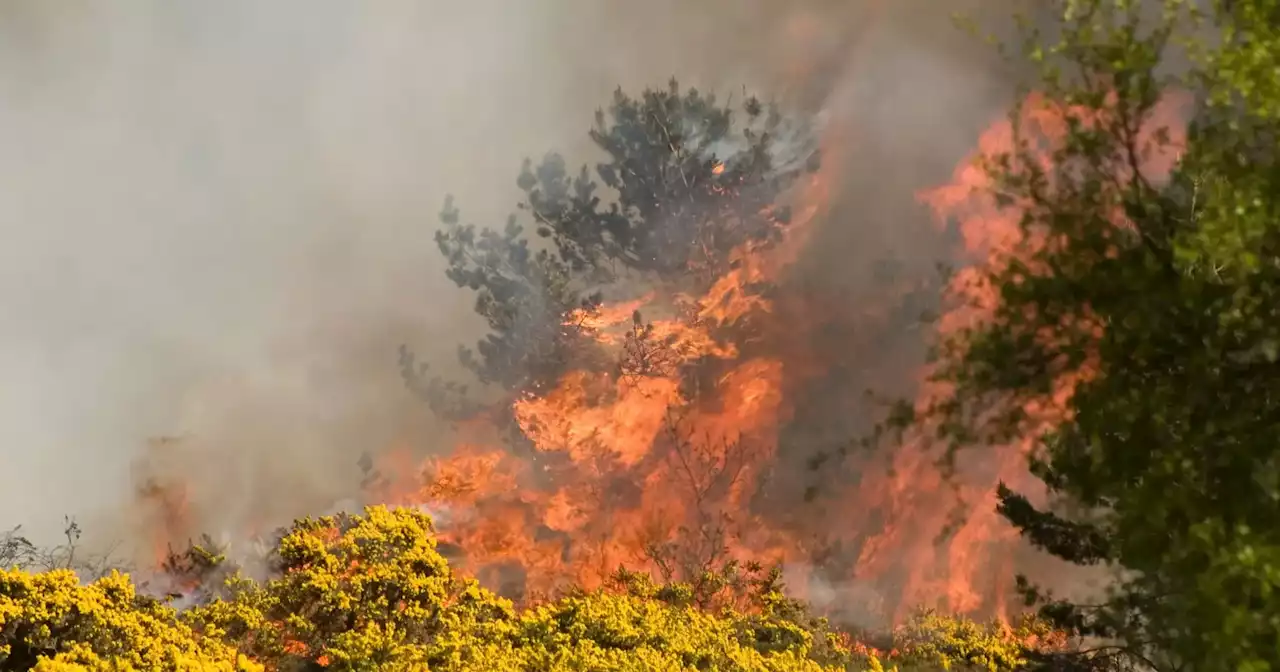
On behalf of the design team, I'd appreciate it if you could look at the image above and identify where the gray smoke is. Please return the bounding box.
[0,0,1031,564]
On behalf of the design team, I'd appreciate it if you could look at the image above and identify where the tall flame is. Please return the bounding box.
[366,147,834,597]
[133,87,1188,627]
[372,90,1189,620]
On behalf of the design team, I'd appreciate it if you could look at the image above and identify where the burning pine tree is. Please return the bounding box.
[393,78,830,602]
[385,77,1013,625]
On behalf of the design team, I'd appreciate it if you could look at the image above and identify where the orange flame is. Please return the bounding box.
[132,83,1189,628]
[379,89,1191,621]
[369,144,835,601]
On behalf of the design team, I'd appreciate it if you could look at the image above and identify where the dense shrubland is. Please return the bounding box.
[0,507,1056,672]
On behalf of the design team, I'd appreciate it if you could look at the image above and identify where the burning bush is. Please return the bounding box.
[1,506,1061,671]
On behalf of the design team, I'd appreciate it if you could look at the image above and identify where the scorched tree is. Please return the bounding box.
[401,78,817,417]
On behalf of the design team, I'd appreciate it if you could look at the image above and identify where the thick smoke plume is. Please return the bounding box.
[0,0,1054,613]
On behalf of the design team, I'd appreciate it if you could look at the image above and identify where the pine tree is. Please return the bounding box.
[405,78,817,414]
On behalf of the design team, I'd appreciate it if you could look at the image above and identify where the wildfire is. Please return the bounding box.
[368,88,1190,623]
[132,86,1189,629]
[134,437,197,567]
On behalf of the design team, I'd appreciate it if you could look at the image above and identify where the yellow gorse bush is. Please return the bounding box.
[1,507,1049,671]
[0,566,258,671]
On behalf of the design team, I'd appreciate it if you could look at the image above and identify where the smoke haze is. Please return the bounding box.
[0,0,1026,561]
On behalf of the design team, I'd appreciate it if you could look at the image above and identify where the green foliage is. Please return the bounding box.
[0,507,1059,671]
[907,1,1280,670]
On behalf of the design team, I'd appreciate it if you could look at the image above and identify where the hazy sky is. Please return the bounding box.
[0,0,1018,550]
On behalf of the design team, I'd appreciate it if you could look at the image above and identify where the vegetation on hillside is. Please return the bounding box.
[1,507,1054,672]
[5,0,1280,670]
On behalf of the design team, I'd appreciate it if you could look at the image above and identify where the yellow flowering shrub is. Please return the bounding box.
[476,589,840,671]
[184,506,518,670]
[2,506,1059,671]
[0,567,257,671]
[887,610,1066,672]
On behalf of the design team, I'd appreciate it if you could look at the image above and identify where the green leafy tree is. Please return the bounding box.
[906,1,1280,670]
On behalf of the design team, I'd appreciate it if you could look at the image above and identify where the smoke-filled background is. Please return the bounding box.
[0,0,1031,573]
